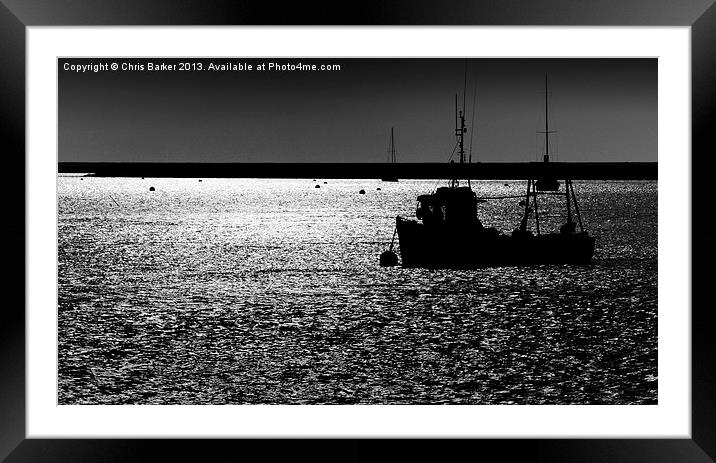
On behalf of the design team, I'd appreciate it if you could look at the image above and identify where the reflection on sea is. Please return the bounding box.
[58,178,657,404]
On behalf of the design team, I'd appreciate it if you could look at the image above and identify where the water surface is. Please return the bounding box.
[58,177,657,404]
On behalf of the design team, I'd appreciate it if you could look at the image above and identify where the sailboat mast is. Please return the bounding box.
[386,129,391,163]
[390,127,395,163]
[544,73,549,163]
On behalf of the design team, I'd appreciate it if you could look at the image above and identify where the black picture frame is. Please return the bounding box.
[4,1,714,461]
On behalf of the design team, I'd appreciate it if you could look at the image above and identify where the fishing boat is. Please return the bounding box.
[380,127,399,182]
[535,74,560,191]
[380,87,595,269]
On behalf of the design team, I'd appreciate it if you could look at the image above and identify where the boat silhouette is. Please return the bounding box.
[380,127,399,182]
[381,80,595,269]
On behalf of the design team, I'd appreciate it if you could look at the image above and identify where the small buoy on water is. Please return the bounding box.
[199,179,202,182]
[313,179,316,182]
[80,177,84,180]
[324,181,328,184]
[149,186,156,191]
[380,250,398,267]
[315,184,320,188]
[359,189,365,194]
[376,187,381,191]
[504,183,509,186]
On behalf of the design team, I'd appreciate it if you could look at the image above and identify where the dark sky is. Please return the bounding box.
[59,58,656,163]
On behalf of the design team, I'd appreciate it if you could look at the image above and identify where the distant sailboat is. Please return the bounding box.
[535,74,560,192]
[381,127,399,182]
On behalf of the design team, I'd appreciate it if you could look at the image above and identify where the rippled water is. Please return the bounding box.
[58,177,657,404]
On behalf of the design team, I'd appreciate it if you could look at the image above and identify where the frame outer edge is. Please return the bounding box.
[0,1,27,461]
[0,0,715,25]
[692,0,716,460]
[4,0,716,461]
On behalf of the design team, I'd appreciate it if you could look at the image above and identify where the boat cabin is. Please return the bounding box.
[416,186,482,227]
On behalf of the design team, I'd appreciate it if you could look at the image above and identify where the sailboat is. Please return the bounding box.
[380,127,399,182]
[535,74,560,192]
[380,77,595,269]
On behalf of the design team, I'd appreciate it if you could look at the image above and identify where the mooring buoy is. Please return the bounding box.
[376,187,381,191]
[380,250,398,267]
[359,189,365,194]
[149,186,156,191]
[315,184,320,188]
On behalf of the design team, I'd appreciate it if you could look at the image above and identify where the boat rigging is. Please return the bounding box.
[380,70,595,268]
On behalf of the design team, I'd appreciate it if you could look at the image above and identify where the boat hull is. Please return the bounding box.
[396,216,595,268]
[535,178,560,191]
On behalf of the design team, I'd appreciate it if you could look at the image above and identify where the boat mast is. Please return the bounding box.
[452,94,467,187]
[451,62,469,188]
[539,74,557,163]
[458,106,466,165]
[460,64,467,166]
[391,127,396,164]
[545,74,549,162]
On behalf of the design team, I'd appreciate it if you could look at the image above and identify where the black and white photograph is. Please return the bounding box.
[57,57,657,406]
